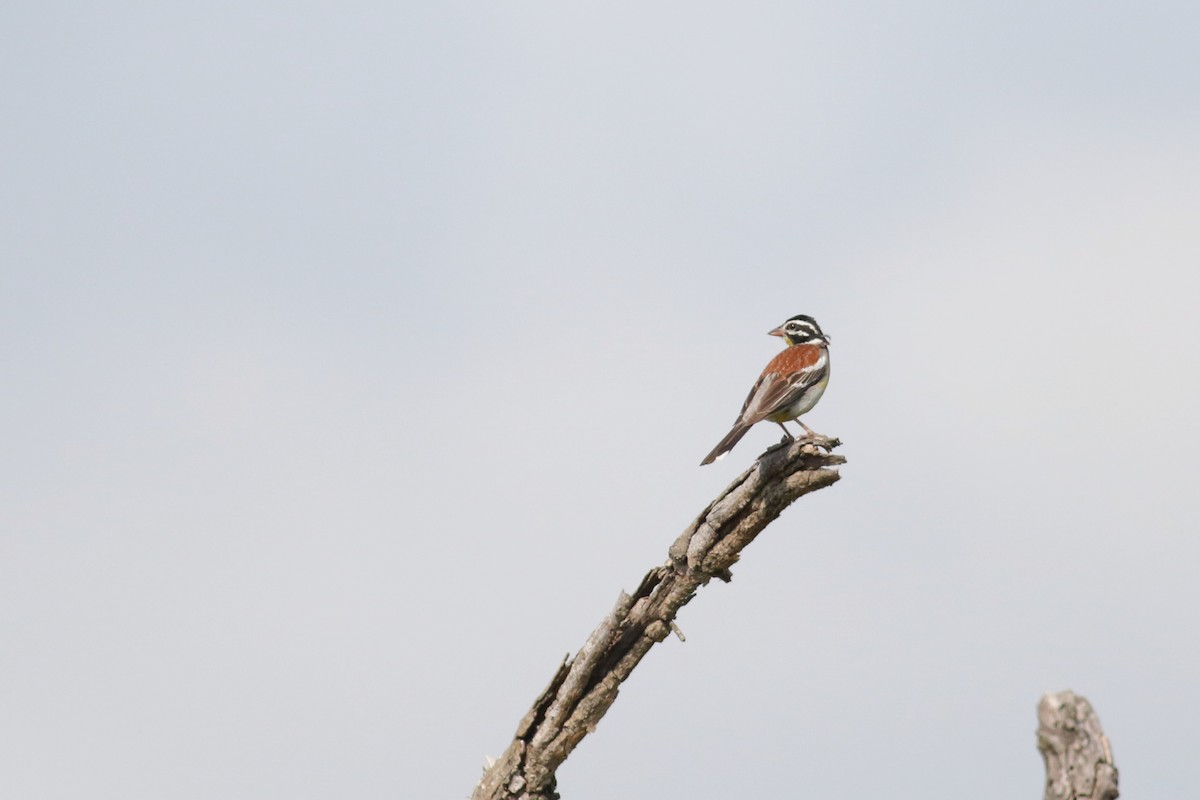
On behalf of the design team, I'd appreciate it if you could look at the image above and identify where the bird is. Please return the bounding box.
[700,314,831,465]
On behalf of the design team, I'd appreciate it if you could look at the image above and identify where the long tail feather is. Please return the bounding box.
[700,423,752,466]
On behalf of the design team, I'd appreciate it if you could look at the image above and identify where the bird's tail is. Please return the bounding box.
[700,423,752,466]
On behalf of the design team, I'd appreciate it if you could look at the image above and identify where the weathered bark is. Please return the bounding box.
[1037,691,1119,800]
[470,435,845,800]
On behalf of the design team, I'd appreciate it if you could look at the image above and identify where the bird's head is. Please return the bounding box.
[768,314,830,347]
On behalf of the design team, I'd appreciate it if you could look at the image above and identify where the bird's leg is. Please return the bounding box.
[793,419,836,450]
[776,422,795,444]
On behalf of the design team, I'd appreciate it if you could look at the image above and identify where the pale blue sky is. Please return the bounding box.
[3,3,1199,798]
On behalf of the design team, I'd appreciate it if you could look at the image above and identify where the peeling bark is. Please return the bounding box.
[470,436,845,800]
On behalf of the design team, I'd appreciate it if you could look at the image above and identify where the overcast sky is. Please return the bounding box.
[3,2,1199,799]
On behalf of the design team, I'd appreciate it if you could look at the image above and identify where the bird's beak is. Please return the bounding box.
[768,325,785,338]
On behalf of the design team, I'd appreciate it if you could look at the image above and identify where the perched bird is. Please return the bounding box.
[700,314,831,465]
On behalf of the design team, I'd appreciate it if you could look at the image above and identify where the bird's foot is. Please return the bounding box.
[801,433,840,451]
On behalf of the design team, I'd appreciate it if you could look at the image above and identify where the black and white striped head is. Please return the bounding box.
[768,314,830,347]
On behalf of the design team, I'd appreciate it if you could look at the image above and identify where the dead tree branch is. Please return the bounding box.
[1037,691,1119,800]
[470,435,845,800]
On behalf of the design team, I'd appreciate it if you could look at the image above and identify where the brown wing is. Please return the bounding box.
[736,344,828,424]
